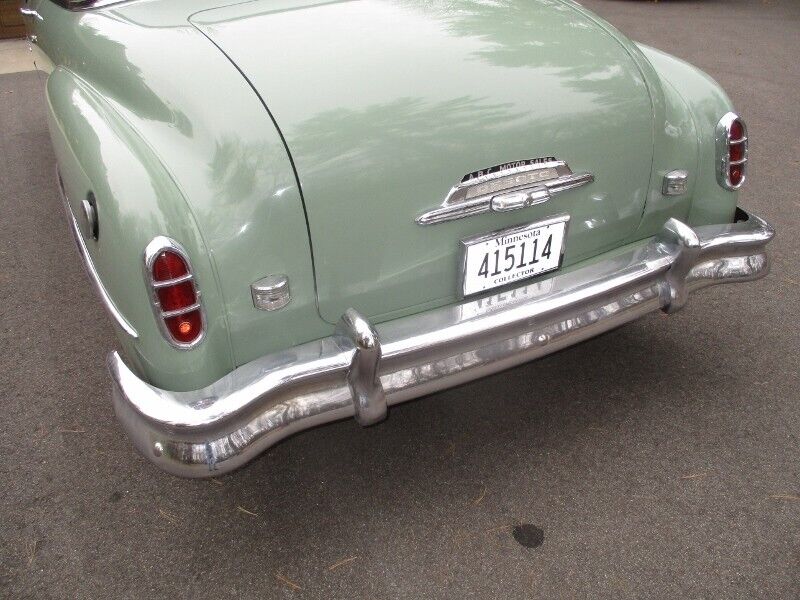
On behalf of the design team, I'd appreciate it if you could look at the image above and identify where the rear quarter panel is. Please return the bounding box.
[563,0,737,239]
[46,67,236,390]
[636,43,740,229]
[26,0,328,390]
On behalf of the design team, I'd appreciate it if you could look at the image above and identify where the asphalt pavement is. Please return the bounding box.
[1,1,797,598]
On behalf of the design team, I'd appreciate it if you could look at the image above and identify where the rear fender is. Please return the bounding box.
[637,44,739,228]
[26,0,329,381]
[46,67,235,391]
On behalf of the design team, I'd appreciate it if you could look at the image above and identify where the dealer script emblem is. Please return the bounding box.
[416,157,594,226]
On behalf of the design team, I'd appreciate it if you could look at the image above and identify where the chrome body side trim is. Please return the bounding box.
[58,172,138,339]
[49,0,134,11]
[109,209,773,477]
[417,160,594,225]
[143,236,206,350]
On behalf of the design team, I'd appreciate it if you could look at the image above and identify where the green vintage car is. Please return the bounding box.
[23,0,774,477]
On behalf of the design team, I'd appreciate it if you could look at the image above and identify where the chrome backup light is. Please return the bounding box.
[716,112,748,190]
[662,170,689,196]
[144,237,205,349]
[251,275,291,311]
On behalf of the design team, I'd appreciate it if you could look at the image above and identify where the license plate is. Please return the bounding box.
[460,215,570,296]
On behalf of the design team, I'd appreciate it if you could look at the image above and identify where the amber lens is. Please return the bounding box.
[165,310,202,343]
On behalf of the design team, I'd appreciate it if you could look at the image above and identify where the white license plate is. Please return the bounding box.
[460,215,569,296]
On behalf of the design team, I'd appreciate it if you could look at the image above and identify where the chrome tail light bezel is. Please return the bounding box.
[143,236,206,350]
[716,112,748,191]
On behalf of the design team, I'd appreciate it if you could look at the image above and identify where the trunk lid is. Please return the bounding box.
[192,0,654,324]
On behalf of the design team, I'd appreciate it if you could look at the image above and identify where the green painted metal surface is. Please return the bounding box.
[192,0,657,324]
[24,0,740,391]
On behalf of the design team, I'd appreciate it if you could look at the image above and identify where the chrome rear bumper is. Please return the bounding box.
[109,209,774,477]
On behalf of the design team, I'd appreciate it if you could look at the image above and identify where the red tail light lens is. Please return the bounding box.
[156,281,196,312]
[729,120,744,141]
[144,239,204,348]
[152,251,188,281]
[729,164,744,187]
[729,141,744,163]
[716,113,747,190]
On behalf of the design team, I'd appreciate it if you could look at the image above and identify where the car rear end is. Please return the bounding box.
[22,0,773,476]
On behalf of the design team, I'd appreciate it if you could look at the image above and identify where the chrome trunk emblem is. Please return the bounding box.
[416,158,594,226]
